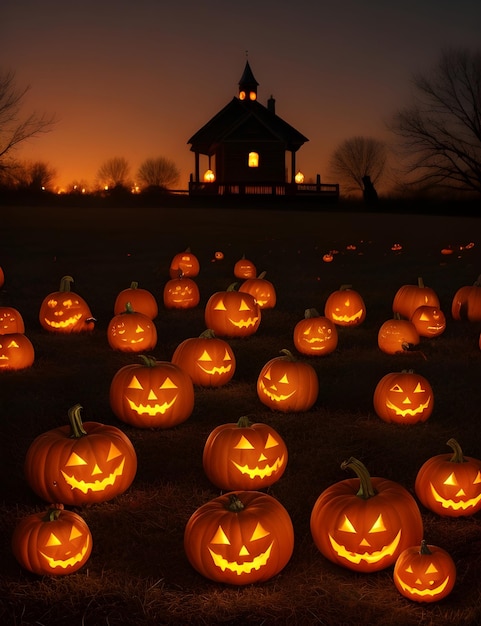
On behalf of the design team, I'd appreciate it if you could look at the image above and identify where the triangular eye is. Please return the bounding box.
[390,384,403,393]
[263,370,272,381]
[135,324,144,333]
[339,515,357,533]
[344,299,350,306]
[414,382,425,393]
[46,532,62,547]
[235,435,255,449]
[419,312,430,321]
[302,328,312,335]
[368,514,387,533]
[7,340,20,348]
[474,471,481,485]
[107,442,123,461]
[69,526,83,540]
[223,348,232,361]
[279,374,289,384]
[405,565,414,573]
[250,522,270,541]
[128,376,144,390]
[160,377,178,389]
[425,563,438,574]
[211,525,230,545]
[198,350,212,362]
[214,301,226,311]
[443,472,458,486]
[239,299,252,311]
[265,433,279,449]
[66,452,88,466]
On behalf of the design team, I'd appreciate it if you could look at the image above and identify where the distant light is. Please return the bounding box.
[295,171,304,184]
[203,169,215,182]
[104,185,109,191]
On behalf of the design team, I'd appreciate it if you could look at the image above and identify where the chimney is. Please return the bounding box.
[267,95,276,114]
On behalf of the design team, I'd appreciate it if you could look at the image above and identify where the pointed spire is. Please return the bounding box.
[238,60,258,101]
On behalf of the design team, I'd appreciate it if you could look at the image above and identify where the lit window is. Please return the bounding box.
[248,152,259,168]
[239,91,246,100]
[203,169,215,182]
[249,91,257,101]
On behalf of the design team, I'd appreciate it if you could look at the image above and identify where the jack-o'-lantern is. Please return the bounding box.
[310,457,423,573]
[451,274,481,321]
[410,305,446,337]
[39,276,95,333]
[373,370,434,424]
[114,281,158,319]
[0,306,25,334]
[293,308,338,356]
[109,355,194,428]
[184,490,294,584]
[169,247,200,279]
[171,329,235,387]
[257,348,318,412]
[205,283,261,338]
[202,416,288,490]
[414,438,481,517]
[163,272,200,309]
[324,285,366,326]
[393,540,456,603]
[234,255,256,279]
[24,404,137,505]
[0,333,34,370]
[12,504,93,576]
[107,302,157,352]
[393,277,440,320]
[239,271,276,309]
[377,314,420,355]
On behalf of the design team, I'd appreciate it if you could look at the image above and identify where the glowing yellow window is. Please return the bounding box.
[249,91,257,101]
[248,152,259,168]
[239,91,246,100]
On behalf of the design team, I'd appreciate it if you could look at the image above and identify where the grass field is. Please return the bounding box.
[1,201,481,625]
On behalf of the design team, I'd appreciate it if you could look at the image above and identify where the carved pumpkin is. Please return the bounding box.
[410,305,446,337]
[202,416,288,490]
[171,329,235,387]
[234,255,256,279]
[393,277,440,320]
[310,457,423,573]
[414,438,481,517]
[393,540,456,603]
[451,274,481,321]
[12,504,92,576]
[293,308,338,356]
[378,314,420,355]
[373,370,434,424]
[204,283,261,338]
[109,355,194,428]
[239,271,276,309]
[257,348,318,412]
[163,272,200,309]
[184,491,294,584]
[107,302,157,352]
[0,306,25,334]
[169,247,200,279]
[114,281,158,319]
[39,276,95,333]
[24,404,137,505]
[0,333,34,370]
[324,284,366,326]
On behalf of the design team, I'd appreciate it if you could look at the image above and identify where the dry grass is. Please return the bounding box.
[1,200,481,625]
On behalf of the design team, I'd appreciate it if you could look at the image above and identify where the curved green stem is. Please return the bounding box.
[237,416,253,428]
[200,329,217,339]
[138,354,158,368]
[68,404,88,439]
[130,281,139,290]
[305,308,320,319]
[341,457,377,499]
[59,275,74,292]
[226,494,245,513]
[447,438,465,463]
[420,539,431,555]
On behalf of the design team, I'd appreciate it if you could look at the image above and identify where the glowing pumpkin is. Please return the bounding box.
[204,283,261,338]
[202,416,288,490]
[451,274,481,321]
[377,314,420,355]
[12,504,92,576]
[293,308,338,356]
[107,302,157,352]
[414,438,481,517]
[257,348,318,412]
[109,355,194,428]
[163,272,200,309]
[169,247,200,279]
[310,457,423,573]
[0,333,34,370]
[234,255,256,279]
[0,306,25,334]
[39,275,95,333]
[114,281,158,319]
[171,329,235,387]
[184,491,294,584]
[392,277,440,320]
[324,284,366,326]
[410,305,446,337]
[373,370,434,424]
[24,404,137,505]
[238,271,276,309]
[393,540,456,603]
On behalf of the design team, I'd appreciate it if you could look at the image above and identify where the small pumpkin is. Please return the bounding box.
[310,457,423,573]
[414,438,481,517]
[0,333,34,370]
[293,308,338,356]
[39,275,95,333]
[107,302,157,352]
[393,540,456,603]
[410,305,446,338]
[373,370,434,424]
[114,281,158,319]
[393,277,440,320]
[12,504,93,576]
[234,255,256,279]
[169,247,200,279]
[171,329,235,387]
[163,272,200,309]
[257,348,318,412]
[377,314,420,355]
[202,416,288,490]
[184,490,294,584]
[204,282,261,338]
[238,271,276,309]
[109,355,194,428]
[324,284,366,326]
[451,274,481,321]
[0,306,25,334]
[24,404,137,505]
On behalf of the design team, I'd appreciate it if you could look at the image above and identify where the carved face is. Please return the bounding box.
[324,287,366,326]
[410,306,446,337]
[205,289,261,338]
[169,250,200,279]
[203,419,288,490]
[239,274,276,309]
[171,334,235,387]
[107,310,157,352]
[40,293,94,333]
[393,280,440,320]
[377,318,420,354]
[184,491,294,584]
[110,359,195,428]
[0,333,34,370]
[234,257,256,279]
[0,306,25,334]
[373,371,434,424]
[293,313,338,356]
[163,277,200,309]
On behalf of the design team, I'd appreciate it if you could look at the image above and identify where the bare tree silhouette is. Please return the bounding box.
[96,157,131,190]
[137,156,180,191]
[329,136,387,197]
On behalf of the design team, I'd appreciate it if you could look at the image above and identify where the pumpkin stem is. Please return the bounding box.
[447,438,465,463]
[341,457,377,499]
[417,277,425,288]
[130,281,139,290]
[339,284,353,291]
[44,506,63,522]
[279,348,296,361]
[257,271,267,280]
[59,275,74,292]
[419,540,432,555]
[138,354,158,368]
[199,329,216,339]
[474,274,481,286]
[68,404,88,439]
[227,282,239,292]
[237,416,252,428]
[123,301,135,314]
[226,493,245,513]
[304,308,320,319]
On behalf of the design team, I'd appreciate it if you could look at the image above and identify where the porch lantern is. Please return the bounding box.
[203,169,215,183]
[295,171,304,184]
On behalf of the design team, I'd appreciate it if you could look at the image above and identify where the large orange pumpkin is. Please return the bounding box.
[0,333,34,370]
[184,491,294,584]
[324,284,366,326]
[114,281,158,319]
[163,272,200,309]
[373,370,434,424]
[204,283,261,338]
[107,302,157,352]
[393,277,440,320]
[24,404,137,505]
[169,247,200,279]
[238,271,276,309]
[451,274,481,321]
[39,275,95,333]
[310,457,423,573]
[378,314,420,355]
[293,308,338,356]
[0,306,25,334]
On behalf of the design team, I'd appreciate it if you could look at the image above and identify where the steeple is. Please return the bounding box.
[238,60,258,101]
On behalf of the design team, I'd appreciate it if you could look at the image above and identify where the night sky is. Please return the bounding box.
[3,0,481,190]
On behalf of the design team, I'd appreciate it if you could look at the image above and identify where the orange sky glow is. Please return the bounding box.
[3,0,481,191]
